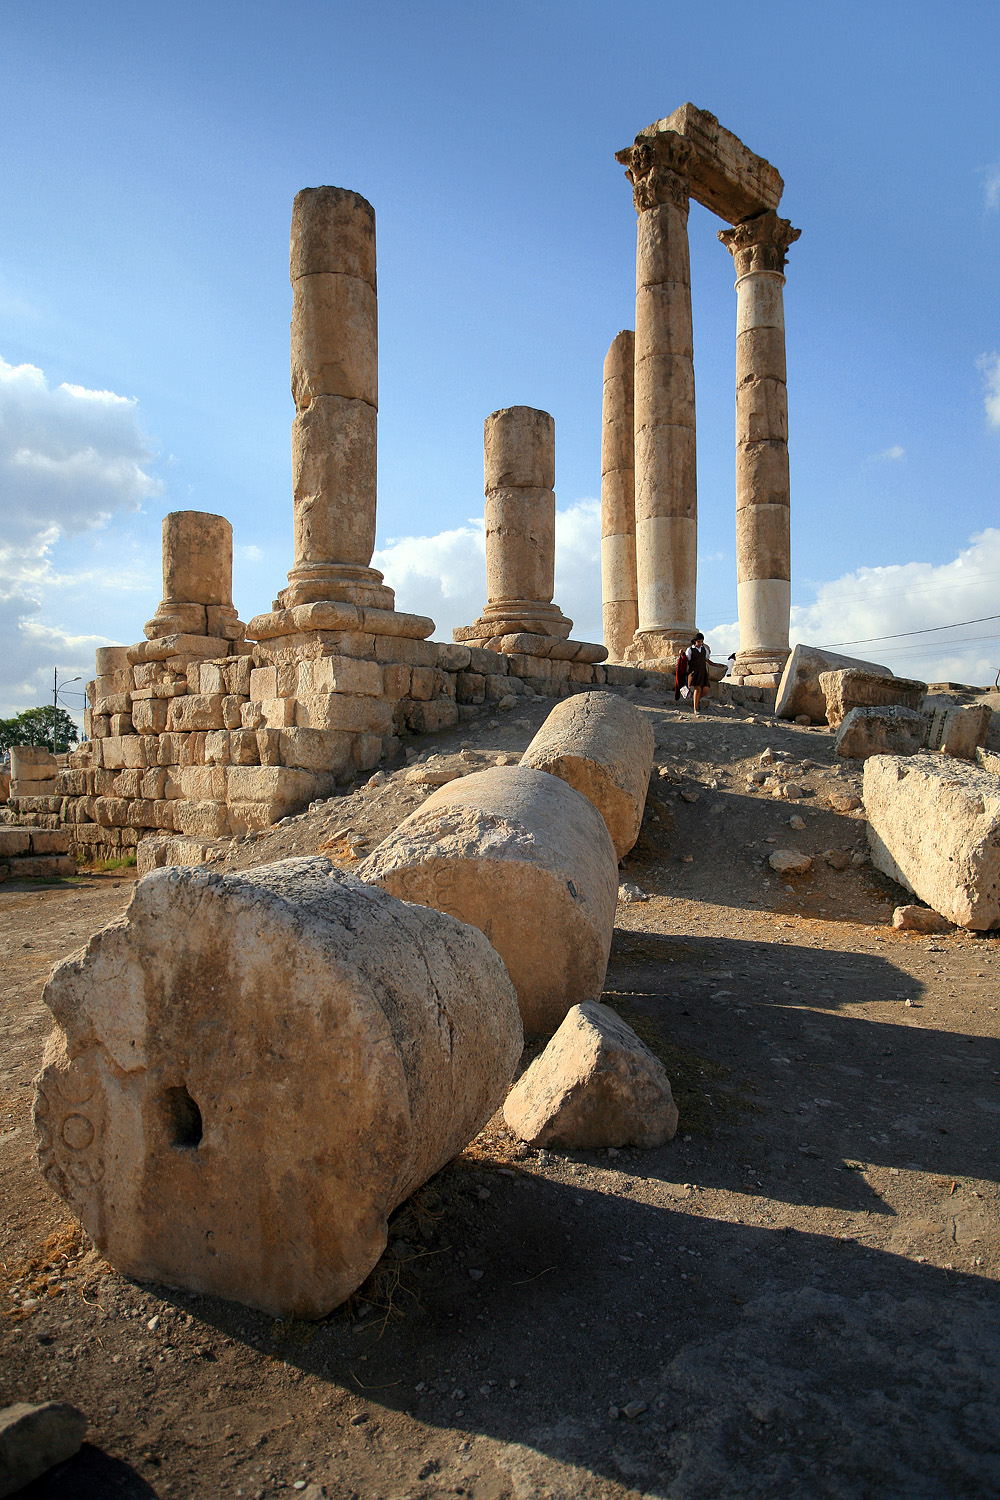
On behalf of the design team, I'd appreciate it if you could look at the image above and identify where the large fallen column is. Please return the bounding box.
[34,859,521,1318]
[863,754,1000,929]
[359,767,619,1035]
[520,691,655,859]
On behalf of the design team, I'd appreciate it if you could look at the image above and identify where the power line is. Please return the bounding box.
[820,613,1000,649]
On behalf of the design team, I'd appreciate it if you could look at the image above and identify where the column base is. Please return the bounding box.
[623,630,691,672]
[734,647,790,677]
[143,602,246,643]
[278,562,395,611]
[454,598,573,643]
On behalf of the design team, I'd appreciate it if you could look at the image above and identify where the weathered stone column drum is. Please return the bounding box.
[615,132,698,664]
[476,406,572,640]
[143,511,243,641]
[720,210,800,675]
[600,331,638,661]
[282,186,385,608]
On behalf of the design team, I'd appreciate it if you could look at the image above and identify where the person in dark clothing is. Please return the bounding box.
[684,632,711,713]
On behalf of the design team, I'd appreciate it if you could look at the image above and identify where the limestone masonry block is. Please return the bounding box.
[35,859,520,1316]
[168,694,227,733]
[864,753,1000,930]
[359,766,619,1035]
[520,692,655,860]
[131,699,169,735]
[925,703,992,760]
[834,707,927,761]
[296,655,383,698]
[171,800,231,840]
[503,1001,679,1149]
[775,645,893,724]
[818,669,926,729]
[295,692,393,735]
[277,728,353,774]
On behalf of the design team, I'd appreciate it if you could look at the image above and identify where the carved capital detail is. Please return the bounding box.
[616,132,693,214]
[719,209,801,276]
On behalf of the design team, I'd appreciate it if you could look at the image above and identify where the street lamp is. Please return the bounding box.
[53,669,82,752]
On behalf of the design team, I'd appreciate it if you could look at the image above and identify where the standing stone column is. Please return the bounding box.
[280,186,391,609]
[719,210,800,675]
[143,511,243,641]
[475,406,572,640]
[615,132,697,666]
[600,331,638,661]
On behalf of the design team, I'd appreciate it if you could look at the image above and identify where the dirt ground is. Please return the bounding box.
[2,686,999,1499]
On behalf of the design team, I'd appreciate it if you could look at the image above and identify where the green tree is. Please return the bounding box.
[0,706,80,756]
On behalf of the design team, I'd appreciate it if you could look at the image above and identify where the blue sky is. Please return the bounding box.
[2,0,999,720]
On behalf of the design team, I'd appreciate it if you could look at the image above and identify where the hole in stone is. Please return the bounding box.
[161,1085,203,1148]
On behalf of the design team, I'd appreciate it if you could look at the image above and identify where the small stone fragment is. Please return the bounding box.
[892,905,954,934]
[768,849,813,876]
[788,815,805,830]
[0,1401,87,1497]
[825,850,851,871]
[618,882,648,904]
[503,1001,679,1149]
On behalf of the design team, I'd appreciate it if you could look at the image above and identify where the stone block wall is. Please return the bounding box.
[2,639,775,860]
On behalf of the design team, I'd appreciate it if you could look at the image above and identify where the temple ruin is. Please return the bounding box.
[604,103,799,682]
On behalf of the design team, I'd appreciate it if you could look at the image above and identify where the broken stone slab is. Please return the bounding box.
[818,669,927,729]
[925,703,992,760]
[358,766,619,1035]
[768,849,813,876]
[892,904,954,934]
[864,753,1000,930]
[519,691,655,860]
[502,1001,678,1149]
[34,859,521,1318]
[0,1400,87,1498]
[834,705,928,760]
[775,645,893,723]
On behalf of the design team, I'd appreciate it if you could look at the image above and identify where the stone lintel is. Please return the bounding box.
[645,103,783,222]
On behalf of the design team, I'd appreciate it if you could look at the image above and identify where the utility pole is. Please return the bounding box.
[52,669,82,752]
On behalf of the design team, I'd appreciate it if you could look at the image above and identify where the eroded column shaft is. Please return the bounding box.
[616,132,697,657]
[286,187,379,602]
[600,331,638,661]
[720,210,800,671]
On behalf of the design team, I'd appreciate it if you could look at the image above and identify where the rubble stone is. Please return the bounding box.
[925,703,992,760]
[864,753,1000,930]
[520,691,655,859]
[503,1001,678,1149]
[34,859,521,1318]
[834,705,927,760]
[818,668,926,728]
[892,904,954,934]
[775,645,893,723]
[358,766,619,1034]
[0,1400,87,1497]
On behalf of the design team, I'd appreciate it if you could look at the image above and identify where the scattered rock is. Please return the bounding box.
[0,1401,87,1497]
[892,905,954,934]
[680,790,700,803]
[502,1001,679,1149]
[827,790,863,812]
[780,782,804,800]
[825,850,851,871]
[788,815,805,831]
[794,714,811,726]
[618,882,649,904]
[768,850,813,876]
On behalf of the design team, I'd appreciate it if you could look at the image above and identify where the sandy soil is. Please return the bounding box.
[2,687,998,1499]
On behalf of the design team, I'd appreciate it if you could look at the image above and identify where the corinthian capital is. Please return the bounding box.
[615,131,693,214]
[718,209,801,276]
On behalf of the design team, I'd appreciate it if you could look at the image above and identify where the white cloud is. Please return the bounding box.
[0,355,162,717]
[712,528,1000,686]
[978,353,1000,428]
[374,498,607,646]
[871,444,905,461]
[984,164,1000,212]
